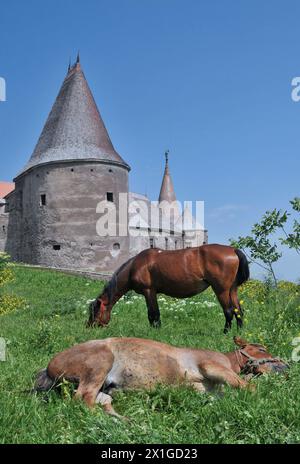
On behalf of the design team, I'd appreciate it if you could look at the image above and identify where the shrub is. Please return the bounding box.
[239,279,268,303]
[0,252,14,286]
[277,280,300,296]
[0,252,26,316]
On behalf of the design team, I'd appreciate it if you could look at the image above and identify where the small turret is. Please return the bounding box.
[158,150,177,204]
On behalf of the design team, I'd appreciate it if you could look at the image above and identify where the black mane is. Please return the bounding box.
[102,256,134,304]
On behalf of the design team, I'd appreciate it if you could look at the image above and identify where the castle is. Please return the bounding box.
[0,57,207,273]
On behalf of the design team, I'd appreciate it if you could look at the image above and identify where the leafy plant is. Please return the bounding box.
[0,252,26,315]
[280,198,300,255]
[230,198,300,286]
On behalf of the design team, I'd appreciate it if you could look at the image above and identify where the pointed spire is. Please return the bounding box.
[67,57,71,73]
[76,51,80,64]
[158,150,180,226]
[158,150,177,204]
[17,60,130,177]
[165,149,169,166]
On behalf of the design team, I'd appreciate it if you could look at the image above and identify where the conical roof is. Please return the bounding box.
[17,59,130,177]
[158,151,177,204]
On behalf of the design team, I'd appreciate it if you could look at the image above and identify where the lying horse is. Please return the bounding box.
[88,244,250,333]
[33,336,287,419]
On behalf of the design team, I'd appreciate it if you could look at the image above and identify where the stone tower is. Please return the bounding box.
[6,57,131,272]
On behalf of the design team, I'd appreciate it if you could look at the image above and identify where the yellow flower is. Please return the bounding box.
[240,300,244,305]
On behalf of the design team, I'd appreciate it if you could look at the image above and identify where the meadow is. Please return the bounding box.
[0,266,300,444]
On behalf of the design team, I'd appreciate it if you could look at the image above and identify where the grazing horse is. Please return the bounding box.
[33,336,288,420]
[87,244,250,333]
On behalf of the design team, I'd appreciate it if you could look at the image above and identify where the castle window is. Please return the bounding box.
[40,194,46,206]
[53,244,61,251]
[175,240,178,249]
[111,243,120,257]
[165,237,168,250]
[2,225,6,233]
[170,230,174,235]
[150,237,154,248]
[106,192,114,202]
[109,169,113,173]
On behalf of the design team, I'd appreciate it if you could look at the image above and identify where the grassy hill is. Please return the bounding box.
[0,266,300,444]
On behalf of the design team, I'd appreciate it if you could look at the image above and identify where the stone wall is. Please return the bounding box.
[128,193,207,255]
[6,161,129,272]
[0,213,9,252]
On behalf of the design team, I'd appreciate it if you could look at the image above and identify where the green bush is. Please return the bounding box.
[0,252,26,315]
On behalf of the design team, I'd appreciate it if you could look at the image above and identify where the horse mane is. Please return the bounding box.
[103,256,134,304]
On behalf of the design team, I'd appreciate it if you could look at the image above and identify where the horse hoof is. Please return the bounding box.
[151,320,161,328]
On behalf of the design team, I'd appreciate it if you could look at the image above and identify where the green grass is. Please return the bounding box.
[0,266,300,444]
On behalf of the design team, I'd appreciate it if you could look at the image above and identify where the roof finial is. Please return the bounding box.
[165,149,169,166]
[76,51,80,64]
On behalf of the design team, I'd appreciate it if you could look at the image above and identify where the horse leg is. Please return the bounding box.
[199,361,252,390]
[213,288,234,334]
[74,350,114,408]
[95,392,128,420]
[230,286,243,330]
[74,380,101,407]
[143,289,161,327]
[190,381,208,393]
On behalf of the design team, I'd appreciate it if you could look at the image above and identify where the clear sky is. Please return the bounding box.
[0,0,299,280]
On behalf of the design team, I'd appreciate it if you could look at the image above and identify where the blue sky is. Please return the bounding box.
[0,0,299,280]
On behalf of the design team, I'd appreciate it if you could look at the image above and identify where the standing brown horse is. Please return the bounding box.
[88,244,250,333]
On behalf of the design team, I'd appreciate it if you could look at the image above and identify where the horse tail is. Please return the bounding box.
[32,368,55,393]
[234,249,250,287]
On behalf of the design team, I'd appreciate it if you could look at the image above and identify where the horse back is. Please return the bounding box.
[129,244,239,297]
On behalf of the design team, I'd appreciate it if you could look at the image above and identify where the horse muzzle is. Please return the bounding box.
[268,361,289,373]
[243,358,289,376]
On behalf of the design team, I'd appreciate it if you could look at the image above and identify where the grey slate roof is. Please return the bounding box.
[17,61,130,177]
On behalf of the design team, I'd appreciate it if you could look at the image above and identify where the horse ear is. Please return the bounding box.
[233,336,248,347]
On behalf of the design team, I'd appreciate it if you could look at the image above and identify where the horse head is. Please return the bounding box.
[87,287,112,327]
[234,336,289,375]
